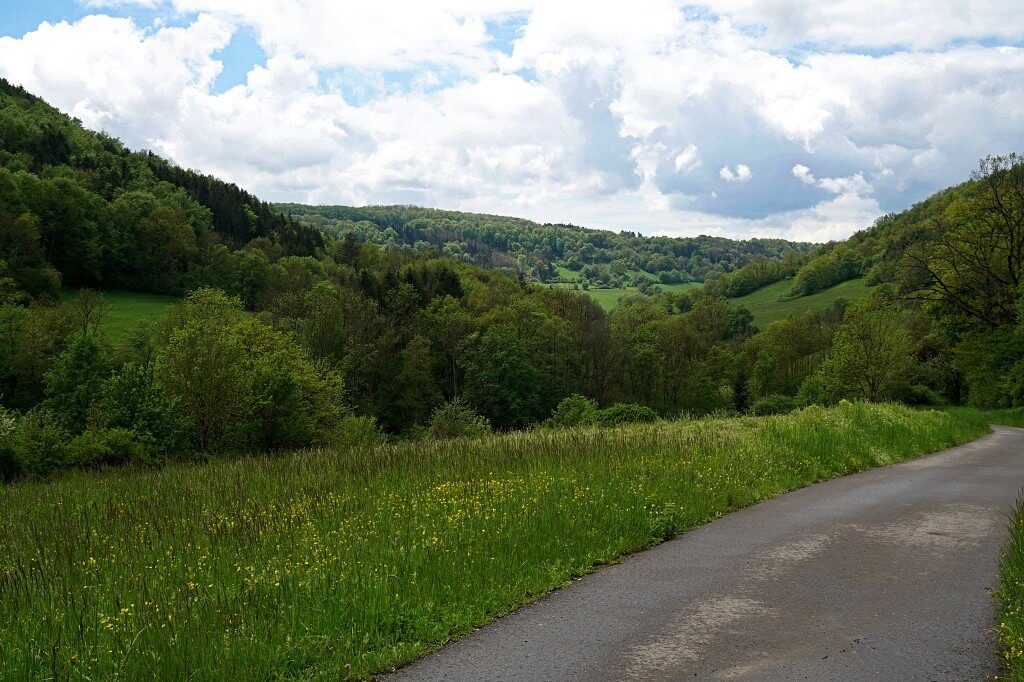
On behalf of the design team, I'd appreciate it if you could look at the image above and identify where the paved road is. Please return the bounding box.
[391,426,1024,681]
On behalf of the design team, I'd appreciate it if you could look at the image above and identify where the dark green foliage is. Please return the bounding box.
[596,403,660,425]
[2,408,69,478]
[43,335,111,432]
[95,362,191,461]
[280,203,814,287]
[463,324,541,430]
[0,77,319,300]
[749,394,797,416]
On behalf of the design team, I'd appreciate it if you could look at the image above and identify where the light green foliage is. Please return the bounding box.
[155,288,343,452]
[0,403,987,678]
[426,397,492,440]
[546,394,600,427]
[66,427,155,469]
[730,277,871,328]
[790,243,864,297]
[332,415,387,449]
[749,393,798,416]
[815,301,914,402]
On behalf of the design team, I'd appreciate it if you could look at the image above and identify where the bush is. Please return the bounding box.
[426,398,492,440]
[333,415,387,449]
[750,394,797,416]
[43,335,111,432]
[895,384,946,407]
[596,403,660,426]
[796,374,837,407]
[6,408,70,478]
[67,428,159,468]
[546,394,599,428]
[95,362,192,460]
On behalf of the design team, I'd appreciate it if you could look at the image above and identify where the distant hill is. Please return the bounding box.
[0,77,322,298]
[278,203,816,289]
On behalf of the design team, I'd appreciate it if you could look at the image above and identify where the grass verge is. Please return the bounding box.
[989,410,1024,678]
[0,403,988,679]
[998,495,1024,679]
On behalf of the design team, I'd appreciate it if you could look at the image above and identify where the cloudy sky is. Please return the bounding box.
[1,1,1022,241]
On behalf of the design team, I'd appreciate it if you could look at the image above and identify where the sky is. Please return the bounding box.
[1,1,1022,242]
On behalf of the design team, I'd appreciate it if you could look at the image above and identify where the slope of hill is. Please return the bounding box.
[278,203,816,288]
[731,277,871,328]
[0,77,322,299]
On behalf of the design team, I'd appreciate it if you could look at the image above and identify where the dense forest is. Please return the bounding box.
[0,77,1022,482]
[279,203,815,288]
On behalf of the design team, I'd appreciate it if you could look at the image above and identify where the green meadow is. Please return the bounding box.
[61,290,180,340]
[730,278,872,328]
[0,403,986,679]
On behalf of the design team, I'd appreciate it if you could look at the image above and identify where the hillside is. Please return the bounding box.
[0,77,322,299]
[731,278,871,328]
[279,203,816,288]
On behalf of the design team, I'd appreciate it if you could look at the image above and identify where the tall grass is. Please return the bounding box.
[0,403,987,679]
[999,496,1024,680]
[989,410,1024,678]
[987,408,1024,429]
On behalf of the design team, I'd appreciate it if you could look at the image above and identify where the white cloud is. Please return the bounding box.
[792,164,815,185]
[720,164,752,182]
[2,1,1023,243]
[674,144,701,172]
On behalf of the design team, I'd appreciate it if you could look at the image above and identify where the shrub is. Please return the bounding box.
[43,335,111,432]
[6,408,70,478]
[426,398,492,440]
[333,415,387,449]
[546,394,599,428]
[796,374,837,407]
[67,428,159,468]
[750,394,797,416]
[596,403,659,426]
[95,362,192,460]
[895,384,945,407]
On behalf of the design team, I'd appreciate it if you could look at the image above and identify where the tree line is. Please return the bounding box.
[280,203,815,288]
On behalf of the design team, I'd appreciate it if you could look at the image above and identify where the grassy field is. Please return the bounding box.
[0,403,987,679]
[730,278,872,328]
[548,281,702,311]
[61,290,180,340]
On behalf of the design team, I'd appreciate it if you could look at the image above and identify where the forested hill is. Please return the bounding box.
[278,203,816,287]
[713,175,980,303]
[0,77,321,298]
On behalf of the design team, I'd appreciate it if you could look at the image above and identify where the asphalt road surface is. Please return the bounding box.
[390,426,1024,681]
